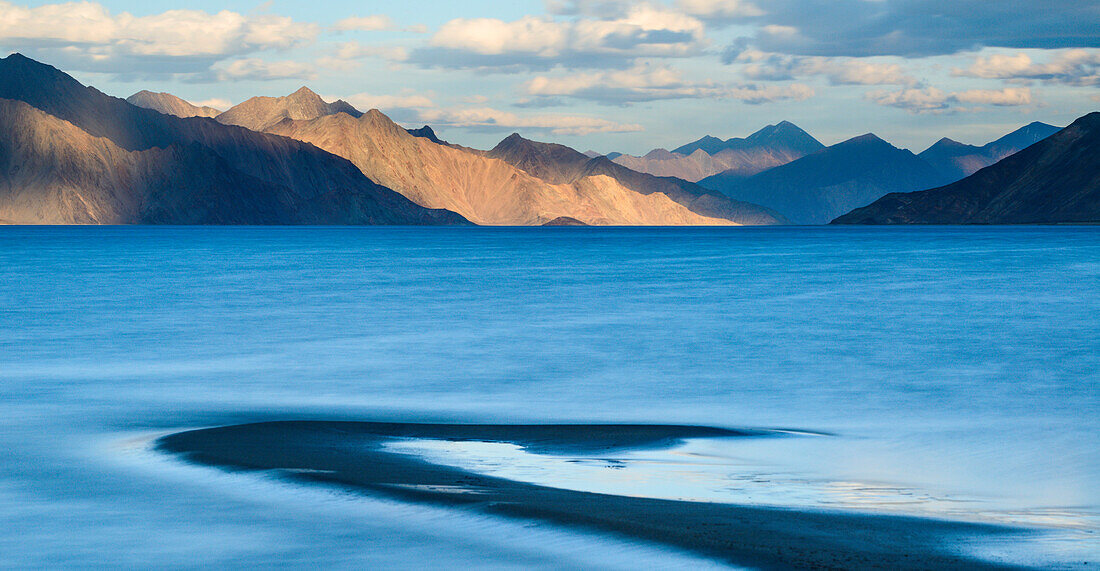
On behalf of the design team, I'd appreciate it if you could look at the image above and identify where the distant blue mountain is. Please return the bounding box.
[673,121,824,157]
[699,133,949,225]
[918,122,1060,181]
[836,114,1100,224]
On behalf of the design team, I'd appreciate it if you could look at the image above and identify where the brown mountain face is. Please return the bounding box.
[833,113,1100,225]
[0,99,290,224]
[126,91,221,118]
[216,87,363,132]
[487,134,784,225]
[613,146,809,182]
[613,149,726,182]
[0,54,465,225]
[266,110,759,225]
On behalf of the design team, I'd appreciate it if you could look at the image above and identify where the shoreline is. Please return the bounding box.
[157,421,1033,570]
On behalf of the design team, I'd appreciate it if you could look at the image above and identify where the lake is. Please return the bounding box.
[0,226,1096,568]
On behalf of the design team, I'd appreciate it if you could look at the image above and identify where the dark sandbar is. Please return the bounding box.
[157,421,1031,570]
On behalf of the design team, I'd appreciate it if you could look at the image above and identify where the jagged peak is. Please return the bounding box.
[126,90,192,105]
[844,133,886,145]
[290,86,321,98]
[754,120,798,135]
[642,148,676,160]
[1003,121,1057,135]
[1023,121,1056,129]
[406,125,446,145]
[280,86,328,106]
[492,132,535,152]
[1,52,76,81]
[929,137,967,148]
[0,52,97,110]
[747,121,817,142]
[828,133,912,154]
[359,108,402,129]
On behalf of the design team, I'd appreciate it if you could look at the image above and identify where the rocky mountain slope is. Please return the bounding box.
[611,122,824,182]
[126,91,221,118]
[215,87,362,132]
[0,99,288,224]
[486,133,783,225]
[699,134,948,224]
[834,114,1100,224]
[919,122,1060,181]
[0,54,464,225]
[266,110,780,225]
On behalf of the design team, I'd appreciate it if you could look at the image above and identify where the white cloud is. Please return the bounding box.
[431,17,570,57]
[952,88,1033,106]
[212,58,316,81]
[866,87,951,113]
[333,15,394,32]
[341,42,408,61]
[820,60,915,86]
[954,49,1100,86]
[544,0,637,17]
[526,64,683,96]
[525,63,813,104]
[317,41,410,71]
[0,2,315,56]
[418,106,643,135]
[732,0,1100,57]
[675,0,764,19]
[867,86,1033,113]
[192,98,231,110]
[413,5,707,71]
[734,50,917,85]
[956,53,1034,79]
[0,1,317,75]
[343,92,435,111]
[722,82,814,104]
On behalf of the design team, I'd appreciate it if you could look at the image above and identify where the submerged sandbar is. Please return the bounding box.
[157,421,1031,570]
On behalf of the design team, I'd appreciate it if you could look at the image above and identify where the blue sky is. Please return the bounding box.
[2,0,1098,154]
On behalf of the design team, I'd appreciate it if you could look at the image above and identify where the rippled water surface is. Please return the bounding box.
[1,226,1097,568]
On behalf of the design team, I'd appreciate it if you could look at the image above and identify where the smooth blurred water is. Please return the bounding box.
[0,226,1097,568]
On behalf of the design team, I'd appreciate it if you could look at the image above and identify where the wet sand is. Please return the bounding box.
[157,421,1032,570]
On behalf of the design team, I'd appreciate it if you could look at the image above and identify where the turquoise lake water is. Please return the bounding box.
[0,226,1097,568]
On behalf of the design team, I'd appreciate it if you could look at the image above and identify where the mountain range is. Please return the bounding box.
[214,87,363,132]
[0,54,1092,226]
[697,134,951,225]
[834,114,1100,224]
[610,122,825,182]
[694,121,1066,225]
[260,101,781,225]
[0,54,462,225]
[126,91,222,119]
[918,122,1061,181]
[0,54,779,226]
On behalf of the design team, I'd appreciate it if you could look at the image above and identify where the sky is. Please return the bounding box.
[1,0,1098,154]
